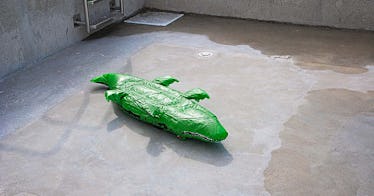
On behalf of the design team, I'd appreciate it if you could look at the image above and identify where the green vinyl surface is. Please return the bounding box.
[91,73,228,142]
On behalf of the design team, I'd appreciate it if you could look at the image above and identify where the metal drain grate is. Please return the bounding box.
[125,11,184,26]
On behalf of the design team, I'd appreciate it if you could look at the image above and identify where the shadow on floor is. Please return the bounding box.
[109,103,233,167]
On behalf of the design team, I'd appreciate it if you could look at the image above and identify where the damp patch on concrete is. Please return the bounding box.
[264,89,374,196]
[114,15,374,74]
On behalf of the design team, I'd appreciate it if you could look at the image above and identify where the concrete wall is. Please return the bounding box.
[145,0,374,31]
[123,0,145,17]
[0,0,144,79]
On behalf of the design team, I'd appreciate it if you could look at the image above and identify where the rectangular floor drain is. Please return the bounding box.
[125,11,184,26]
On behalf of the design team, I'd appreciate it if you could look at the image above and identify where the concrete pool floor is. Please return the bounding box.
[0,14,374,195]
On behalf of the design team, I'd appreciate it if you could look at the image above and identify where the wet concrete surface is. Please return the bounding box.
[96,14,374,73]
[264,89,374,196]
[1,14,374,195]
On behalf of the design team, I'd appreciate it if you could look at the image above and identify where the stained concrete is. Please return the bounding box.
[145,0,374,31]
[1,14,374,195]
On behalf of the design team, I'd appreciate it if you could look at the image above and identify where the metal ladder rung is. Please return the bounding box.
[90,17,113,30]
[87,0,106,5]
[74,17,113,30]
[74,0,124,33]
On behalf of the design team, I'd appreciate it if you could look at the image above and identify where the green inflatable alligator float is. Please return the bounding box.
[91,73,228,142]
